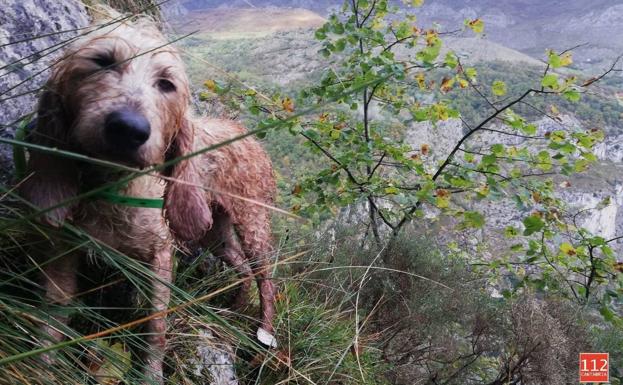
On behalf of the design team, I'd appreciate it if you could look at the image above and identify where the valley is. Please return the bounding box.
[165,4,623,253]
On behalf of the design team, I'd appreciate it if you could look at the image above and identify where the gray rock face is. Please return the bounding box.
[0,0,90,126]
[404,115,623,252]
[191,329,239,385]
[405,118,465,166]
[595,133,623,163]
[0,0,90,183]
[160,0,189,19]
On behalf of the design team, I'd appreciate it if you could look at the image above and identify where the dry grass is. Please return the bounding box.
[82,0,162,20]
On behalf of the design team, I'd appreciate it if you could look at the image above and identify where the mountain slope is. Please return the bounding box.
[170,7,325,38]
[171,0,623,69]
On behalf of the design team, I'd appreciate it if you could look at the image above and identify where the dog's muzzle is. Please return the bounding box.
[104,108,151,151]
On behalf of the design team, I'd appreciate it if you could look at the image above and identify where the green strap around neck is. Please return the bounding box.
[13,118,164,209]
[91,189,164,209]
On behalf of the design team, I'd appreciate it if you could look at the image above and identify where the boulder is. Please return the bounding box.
[0,0,90,184]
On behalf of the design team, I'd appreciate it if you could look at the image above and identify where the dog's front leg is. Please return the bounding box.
[40,252,78,362]
[144,246,173,384]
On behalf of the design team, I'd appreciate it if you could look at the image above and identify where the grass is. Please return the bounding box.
[0,193,390,384]
[0,165,618,384]
[82,0,163,20]
[0,9,386,382]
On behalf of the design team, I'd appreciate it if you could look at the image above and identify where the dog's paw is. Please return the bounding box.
[43,208,72,228]
[256,327,277,348]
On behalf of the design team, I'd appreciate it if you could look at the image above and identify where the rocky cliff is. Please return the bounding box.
[0,0,89,183]
[405,116,623,251]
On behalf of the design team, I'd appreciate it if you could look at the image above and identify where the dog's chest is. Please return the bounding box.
[77,203,169,259]
[75,176,170,261]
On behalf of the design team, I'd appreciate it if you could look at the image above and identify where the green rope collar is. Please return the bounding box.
[13,119,164,209]
[89,189,164,209]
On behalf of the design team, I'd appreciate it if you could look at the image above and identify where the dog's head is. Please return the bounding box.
[21,14,212,237]
[42,18,190,167]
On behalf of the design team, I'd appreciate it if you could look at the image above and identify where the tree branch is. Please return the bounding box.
[481,126,547,140]
[360,0,378,27]
[582,54,623,87]
[393,88,539,234]
[300,132,362,187]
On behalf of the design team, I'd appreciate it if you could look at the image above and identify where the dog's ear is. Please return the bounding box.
[164,117,212,241]
[19,87,78,227]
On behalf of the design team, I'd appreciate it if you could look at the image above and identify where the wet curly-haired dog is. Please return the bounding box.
[19,10,277,383]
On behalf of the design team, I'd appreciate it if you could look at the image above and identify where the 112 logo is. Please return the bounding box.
[579,353,609,383]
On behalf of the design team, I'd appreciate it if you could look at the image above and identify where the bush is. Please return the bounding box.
[292,226,603,385]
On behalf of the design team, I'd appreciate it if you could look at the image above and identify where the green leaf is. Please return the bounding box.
[464,67,477,81]
[465,18,484,34]
[548,50,573,68]
[491,144,505,155]
[330,22,345,35]
[549,130,566,143]
[521,124,537,135]
[563,89,581,102]
[491,80,507,96]
[385,186,399,195]
[462,211,485,228]
[600,306,615,322]
[510,167,522,178]
[416,42,442,65]
[334,39,346,52]
[505,226,519,238]
[413,108,429,121]
[536,150,552,171]
[481,154,496,165]
[510,243,523,251]
[449,176,472,188]
[394,21,412,39]
[523,215,544,236]
[436,195,450,208]
[541,74,559,89]
[574,159,590,172]
[548,51,562,68]
[93,341,132,385]
[559,242,576,256]
[444,52,458,69]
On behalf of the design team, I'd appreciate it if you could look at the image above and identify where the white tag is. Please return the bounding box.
[256,327,278,348]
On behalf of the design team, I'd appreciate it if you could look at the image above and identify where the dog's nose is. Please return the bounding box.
[104,109,151,149]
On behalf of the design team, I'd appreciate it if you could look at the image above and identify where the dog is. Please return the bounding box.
[18,10,277,383]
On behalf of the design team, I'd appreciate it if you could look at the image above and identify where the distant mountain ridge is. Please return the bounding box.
[179,0,336,13]
[173,0,623,69]
[168,7,326,38]
[178,0,618,17]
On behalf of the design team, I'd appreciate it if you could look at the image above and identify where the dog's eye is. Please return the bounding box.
[156,79,176,93]
[91,54,115,68]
